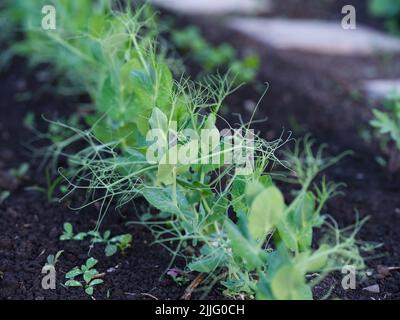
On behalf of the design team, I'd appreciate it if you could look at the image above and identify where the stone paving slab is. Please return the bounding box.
[227,18,400,55]
[363,79,400,99]
[151,0,271,16]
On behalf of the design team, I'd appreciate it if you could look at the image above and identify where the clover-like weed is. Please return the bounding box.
[64,257,104,296]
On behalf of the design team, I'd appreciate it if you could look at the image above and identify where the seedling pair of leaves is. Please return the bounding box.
[46,250,63,267]
[370,97,400,172]
[91,231,133,257]
[369,0,400,35]
[64,257,104,296]
[171,25,260,83]
[60,223,132,257]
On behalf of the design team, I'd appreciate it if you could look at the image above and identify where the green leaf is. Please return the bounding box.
[142,187,192,219]
[65,280,82,287]
[105,244,118,257]
[247,185,285,242]
[59,234,70,241]
[47,255,55,265]
[293,192,315,229]
[83,269,98,283]
[85,286,94,295]
[103,231,111,241]
[256,272,273,300]
[270,265,312,300]
[188,248,227,273]
[298,226,313,251]
[88,15,108,38]
[73,232,87,241]
[85,257,98,269]
[155,63,173,109]
[120,57,142,91]
[305,244,331,272]
[113,234,132,246]
[156,164,175,186]
[98,77,118,117]
[65,267,83,279]
[276,218,298,252]
[90,279,104,286]
[231,175,247,213]
[225,219,266,271]
[149,107,168,134]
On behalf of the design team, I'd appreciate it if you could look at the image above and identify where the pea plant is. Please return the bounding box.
[90,231,133,257]
[9,2,366,300]
[370,96,400,172]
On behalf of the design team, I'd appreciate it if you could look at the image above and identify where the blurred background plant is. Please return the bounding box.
[369,0,400,35]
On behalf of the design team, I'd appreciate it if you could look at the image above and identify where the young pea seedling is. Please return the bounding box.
[59,222,87,241]
[60,223,132,256]
[64,257,104,296]
[46,250,64,266]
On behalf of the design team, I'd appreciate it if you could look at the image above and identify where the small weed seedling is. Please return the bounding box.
[370,97,400,172]
[46,250,63,266]
[64,257,104,296]
[59,222,87,241]
[60,223,132,256]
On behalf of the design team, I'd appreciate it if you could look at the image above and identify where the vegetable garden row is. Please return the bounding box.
[1,0,399,300]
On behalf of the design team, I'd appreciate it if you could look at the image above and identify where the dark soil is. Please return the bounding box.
[2,1,400,300]
[0,59,188,300]
[163,2,400,300]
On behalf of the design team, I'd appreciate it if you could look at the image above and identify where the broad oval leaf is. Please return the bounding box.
[248,186,285,242]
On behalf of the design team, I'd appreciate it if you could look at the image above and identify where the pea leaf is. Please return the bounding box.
[231,175,247,213]
[65,280,82,287]
[85,286,94,295]
[304,244,331,272]
[270,265,312,300]
[83,269,98,283]
[149,107,168,134]
[142,187,192,218]
[247,185,285,242]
